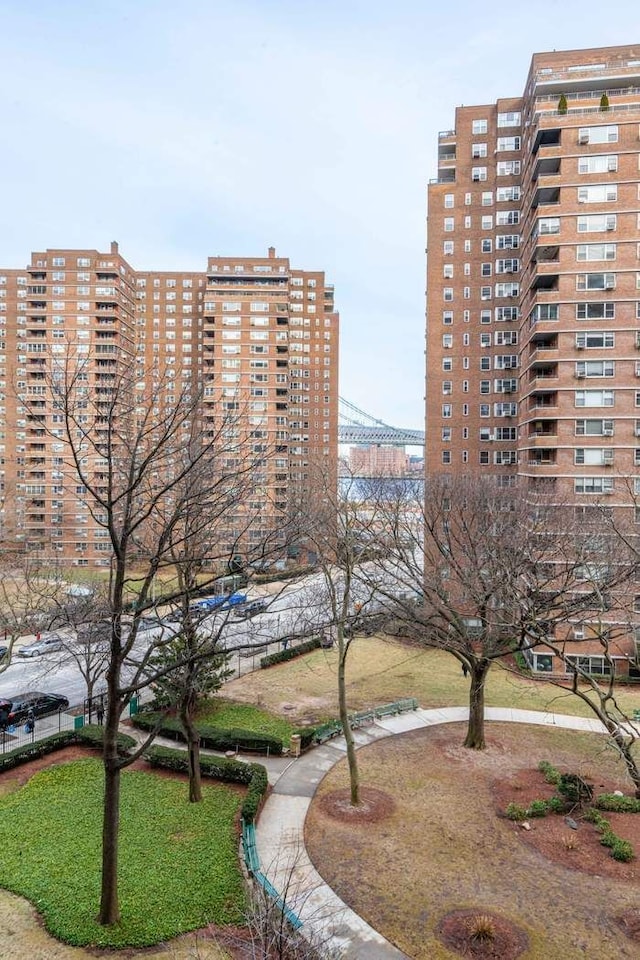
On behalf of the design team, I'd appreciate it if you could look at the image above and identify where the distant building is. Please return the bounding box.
[348,445,408,476]
[0,243,339,565]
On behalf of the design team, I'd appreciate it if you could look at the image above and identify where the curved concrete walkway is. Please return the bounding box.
[255,706,610,960]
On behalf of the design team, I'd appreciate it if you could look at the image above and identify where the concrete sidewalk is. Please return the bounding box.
[255,706,611,959]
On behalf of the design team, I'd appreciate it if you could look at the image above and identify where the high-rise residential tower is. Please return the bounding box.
[0,243,339,566]
[426,45,640,674]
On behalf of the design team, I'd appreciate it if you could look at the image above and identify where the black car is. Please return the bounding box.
[233,599,269,620]
[1,691,69,726]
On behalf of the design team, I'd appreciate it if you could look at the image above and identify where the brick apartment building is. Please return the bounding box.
[425,44,640,675]
[0,243,339,567]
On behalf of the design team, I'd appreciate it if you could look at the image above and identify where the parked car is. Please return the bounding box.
[1,691,69,725]
[233,598,269,620]
[0,645,8,661]
[18,634,64,657]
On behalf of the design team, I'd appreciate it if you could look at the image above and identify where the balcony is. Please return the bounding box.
[529,391,558,411]
[533,156,561,180]
[532,184,560,208]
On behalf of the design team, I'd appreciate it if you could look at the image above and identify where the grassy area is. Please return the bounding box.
[198,698,295,745]
[0,759,245,948]
[224,635,640,723]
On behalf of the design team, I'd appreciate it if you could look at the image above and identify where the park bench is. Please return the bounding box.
[349,710,375,729]
[254,870,303,930]
[313,720,343,744]
[632,709,640,722]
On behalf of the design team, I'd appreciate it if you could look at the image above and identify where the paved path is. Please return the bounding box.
[255,706,610,959]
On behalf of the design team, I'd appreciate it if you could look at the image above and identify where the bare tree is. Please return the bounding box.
[38,352,292,925]
[367,476,637,750]
[0,555,69,675]
[295,468,383,806]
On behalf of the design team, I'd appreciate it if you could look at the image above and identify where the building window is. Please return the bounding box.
[578,214,617,233]
[578,154,618,174]
[442,404,452,418]
[578,184,617,203]
[472,167,487,182]
[472,143,488,158]
[444,240,454,254]
[496,160,521,176]
[443,310,454,325]
[496,136,521,151]
[464,216,472,228]
[481,191,493,206]
[574,477,614,494]
[442,427,451,441]
[575,390,614,407]
[444,287,454,301]
[481,216,493,230]
[444,217,455,232]
[472,119,488,134]
[442,334,453,348]
[444,264,454,278]
[497,111,521,127]
[481,263,492,276]
[577,244,616,261]
[442,451,451,464]
[578,125,618,144]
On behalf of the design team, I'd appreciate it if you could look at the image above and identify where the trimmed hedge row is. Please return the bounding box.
[131,711,283,756]
[145,744,268,822]
[260,636,321,668]
[0,726,136,773]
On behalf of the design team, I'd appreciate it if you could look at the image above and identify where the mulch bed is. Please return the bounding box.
[436,909,528,960]
[494,766,640,882]
[317,786,395,823]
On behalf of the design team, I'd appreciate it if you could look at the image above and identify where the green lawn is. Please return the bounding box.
[0,759,245,948]
[198,698,295,745]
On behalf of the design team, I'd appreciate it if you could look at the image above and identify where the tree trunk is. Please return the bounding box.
[179,694,202,803]
[337,636,359,805]
[98,702,121,925]
[464,658,490,750]
[606,719,640,799]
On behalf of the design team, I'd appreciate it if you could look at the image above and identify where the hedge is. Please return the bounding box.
[260,636,321,668]
[0,726,136,773]
[145,745,268,822]
[132,711,283,756]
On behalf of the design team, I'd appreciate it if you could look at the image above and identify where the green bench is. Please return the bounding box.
[632,709,640,722]
[241,820,260,876]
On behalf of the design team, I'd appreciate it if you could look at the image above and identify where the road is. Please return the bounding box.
[0,565,415,710]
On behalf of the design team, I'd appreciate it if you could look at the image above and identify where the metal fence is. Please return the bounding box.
[0,708,74,754]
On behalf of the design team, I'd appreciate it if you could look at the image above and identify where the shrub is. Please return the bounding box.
[562,833,579,851]
[467,914,496,943]
[145,745,268,823]
[132,711,283,756]
[558,773,593,805]
[293,725,321,750]
[0,726,135,774]
[538,760,561,786]
[548,796,566,814]
[260,636,321,668]
[527,799,549,818]
[558,93,568,114]
[505,802,528,821]
[611,838,634,862]
[600,92,610,111]
[595,794,640,813]
[600,829,617,848]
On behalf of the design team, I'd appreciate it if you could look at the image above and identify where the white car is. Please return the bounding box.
[18,634,64,657]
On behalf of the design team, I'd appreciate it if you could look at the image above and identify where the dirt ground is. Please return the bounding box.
[305,722,640,960]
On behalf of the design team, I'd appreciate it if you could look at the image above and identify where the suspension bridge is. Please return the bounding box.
[338,397,425,447]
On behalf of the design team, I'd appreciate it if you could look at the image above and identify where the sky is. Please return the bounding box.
[0,0,638,430]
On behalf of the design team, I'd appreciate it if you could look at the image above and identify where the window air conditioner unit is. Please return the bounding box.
[606,221,615,231]
[605,282,615,290]
[603,426,614,436]
[608,158,617,171]
[576,342,585,349]
[578,134,589,145]
[573,628,585,640]
[603,450,614,465]
[576,371,586,378]
[636,363,640,377]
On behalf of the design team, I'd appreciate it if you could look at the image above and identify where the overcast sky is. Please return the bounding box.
[0,1,637,430]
